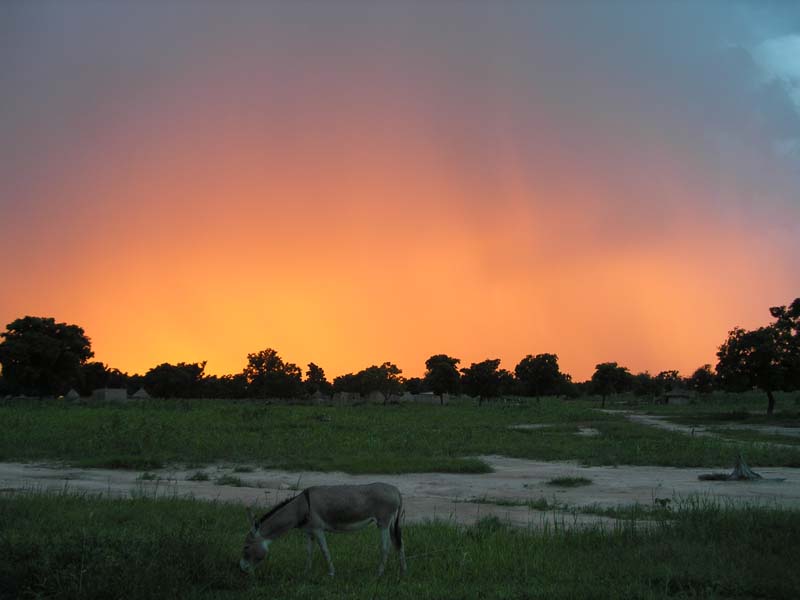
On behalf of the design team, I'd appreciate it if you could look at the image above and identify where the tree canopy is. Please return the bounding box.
[716,298,799,414]
[514,353,570,398]
[460,358,510,404]
[590,362,632,408]
[0,316,94,396]
[243,348,303,399]
[424,354,461,404]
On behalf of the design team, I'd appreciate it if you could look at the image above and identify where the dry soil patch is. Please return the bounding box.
[2,456,798,529]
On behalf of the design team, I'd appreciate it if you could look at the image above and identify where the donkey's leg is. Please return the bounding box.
[313,529,335,577]
[377,527,391,576]
[305,532,314,575]
[390,513,407,574]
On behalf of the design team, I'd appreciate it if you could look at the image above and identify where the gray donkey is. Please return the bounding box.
[239,483,407,577]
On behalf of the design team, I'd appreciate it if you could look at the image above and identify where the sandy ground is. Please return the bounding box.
[2,456,798,529]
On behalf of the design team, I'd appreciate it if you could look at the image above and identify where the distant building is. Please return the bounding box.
[664,388,693,405]
[92,388,128,402]
[131,388,151,400]
[64,388,80,401]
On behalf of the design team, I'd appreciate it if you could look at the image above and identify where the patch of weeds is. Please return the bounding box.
[136,472,159,481]
[462,495,565,511]
[547,476,592,487]
[233,465,254,473]
[527,496,563,511]
[215,474,250,487]
[187,471,210,482]
[77,456,164,470]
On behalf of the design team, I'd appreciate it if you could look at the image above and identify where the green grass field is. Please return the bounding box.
[2,395,800,472]
[2,490,798,599]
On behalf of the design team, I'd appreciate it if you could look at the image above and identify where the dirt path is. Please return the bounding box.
[2,456,798,528]
[603,411,799,449]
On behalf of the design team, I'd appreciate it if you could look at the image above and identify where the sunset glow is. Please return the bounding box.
[2,2,798,380]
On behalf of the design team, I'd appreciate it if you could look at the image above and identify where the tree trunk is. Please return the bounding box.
[766,389,775,416]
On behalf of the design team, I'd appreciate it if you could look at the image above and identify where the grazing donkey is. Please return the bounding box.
[239,483,407,577]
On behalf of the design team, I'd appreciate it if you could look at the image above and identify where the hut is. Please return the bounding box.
[92,388,128,402]
[64,388,80,401]
[664,388,693,405]
[131,388,151,400]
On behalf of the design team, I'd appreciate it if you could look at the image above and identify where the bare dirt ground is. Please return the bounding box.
[2,456,798,529]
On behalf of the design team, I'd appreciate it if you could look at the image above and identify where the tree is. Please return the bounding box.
[423,354,461,405]
[144,361,206,398]
[655,370,683,393]
[716,327,784,415]
[201,373,247,399]
[770,298,800,390]
[360,362,404,404]
[404,377,426,394]
[305,363,332,397]
[590,362,632,408]
[688,364,715,395]
[514,353,569,399]
[461,359,508,405]
[243,348,303,399]
[631,371,660,401]
[78,362,130,396]
[716,298,800,415]
[332,372,362,394]
[0,316,94,396]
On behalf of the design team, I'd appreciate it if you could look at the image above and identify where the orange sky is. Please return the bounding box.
[1,3,798,381]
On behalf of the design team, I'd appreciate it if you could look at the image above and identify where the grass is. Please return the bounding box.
[1,396,800,473]
[187,471,210,481]
[546,476,592,487]
[136,471,159,481]
[463,495,565,511]
[2,490,799,599]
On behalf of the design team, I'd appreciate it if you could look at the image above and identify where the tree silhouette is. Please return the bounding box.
[424,354,461,404]
[360,362,403,404]
[514,353,569,399]
[461,359,509,405]
[770,298,800,391]
[305,362,332,397]
[0,316,93,396]
[243,348,303,399]
[590,362,632,408]
[688,365,715,395]
[144,361,206,398]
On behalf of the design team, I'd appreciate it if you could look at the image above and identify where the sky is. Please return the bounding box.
[1,1,799,381]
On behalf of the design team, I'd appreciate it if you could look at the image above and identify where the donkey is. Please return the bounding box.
[239,483,407,577]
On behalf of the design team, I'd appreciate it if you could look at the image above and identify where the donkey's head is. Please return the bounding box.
[239,508,271,574]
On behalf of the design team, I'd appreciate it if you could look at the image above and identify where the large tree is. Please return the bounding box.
[716,298,800,415]
[243,348,303,399]
[770,298,800,390]
[461,359,509,405]
[0,316,94,396]
[717,327,783,415]
[514,353,569,399]
[688,364,715,395]
[304,363,332,397]
[360,362,404,404]
[424,354,461,405]
[144,361,206,399]
[590,362,632,408]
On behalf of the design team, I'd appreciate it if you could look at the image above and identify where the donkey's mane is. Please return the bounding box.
[257,494,300,524]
